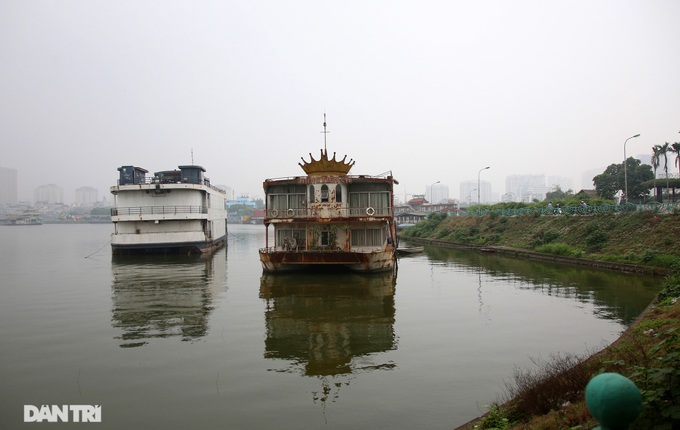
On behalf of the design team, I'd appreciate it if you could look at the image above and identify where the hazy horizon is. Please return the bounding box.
[2,1,679,204]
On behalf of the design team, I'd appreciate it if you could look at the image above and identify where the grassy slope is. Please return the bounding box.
[402,211,680,266]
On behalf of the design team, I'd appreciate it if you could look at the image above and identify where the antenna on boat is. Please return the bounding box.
[321,112,330,152]
[191,148,194,165]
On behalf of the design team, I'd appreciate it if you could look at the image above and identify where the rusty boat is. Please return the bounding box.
[259,137,397,273]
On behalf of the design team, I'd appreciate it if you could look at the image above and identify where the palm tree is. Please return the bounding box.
[672,142,680,178]
[671,142,680,202]
[651,144,662,201]
[661,142,671,201]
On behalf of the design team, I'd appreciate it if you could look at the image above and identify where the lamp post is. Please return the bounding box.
[478,166,490,206]
[623,134,640,204]
[467,189,476,205]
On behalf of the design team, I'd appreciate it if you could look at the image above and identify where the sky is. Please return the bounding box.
[1,0,679,204]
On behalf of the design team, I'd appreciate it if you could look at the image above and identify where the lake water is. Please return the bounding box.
[0,223,661,429]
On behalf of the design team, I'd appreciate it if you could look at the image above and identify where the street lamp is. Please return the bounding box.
[478,166,490,206]
[623,134,640,204]
[467,188,476,205]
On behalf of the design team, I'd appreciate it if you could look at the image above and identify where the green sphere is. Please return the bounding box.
[585,373,642,429]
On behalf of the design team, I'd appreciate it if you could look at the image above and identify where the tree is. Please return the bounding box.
[672,142,680,178]
[593,158,653,202]
[651,144,663,199]
[545,186,574,201]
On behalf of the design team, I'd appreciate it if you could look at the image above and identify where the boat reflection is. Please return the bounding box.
[259,271,397,381]
[110,250,226,347]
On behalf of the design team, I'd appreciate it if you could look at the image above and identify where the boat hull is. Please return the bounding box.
[112,235,226,255]
[259,248,396,273]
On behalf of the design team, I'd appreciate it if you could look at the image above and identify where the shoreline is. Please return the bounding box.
[403,236,670,277]
[400,237,673,430]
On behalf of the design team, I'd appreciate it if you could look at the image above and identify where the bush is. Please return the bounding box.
[503,352,595,419]
[586,229,609,249]
[536,243,581,257]
[479,403,512,429]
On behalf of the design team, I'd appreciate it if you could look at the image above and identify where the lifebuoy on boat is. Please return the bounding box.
[271,209,278,217]
[366,207,375,216]
[287,208,295,217]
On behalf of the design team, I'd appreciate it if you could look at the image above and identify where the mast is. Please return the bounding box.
[321,113,330,153]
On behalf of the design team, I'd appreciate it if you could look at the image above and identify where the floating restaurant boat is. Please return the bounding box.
[259,125,398,272]
[110,165,227,255]
[0,210,42,226]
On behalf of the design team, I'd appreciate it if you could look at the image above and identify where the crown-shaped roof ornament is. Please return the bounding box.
[299,149,355,176]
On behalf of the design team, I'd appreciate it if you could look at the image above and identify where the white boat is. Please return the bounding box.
[110,165,227,255]
[1,210,43,226]
[259,124,397,272]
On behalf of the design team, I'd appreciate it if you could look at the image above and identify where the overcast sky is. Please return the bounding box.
[2,0,679,204]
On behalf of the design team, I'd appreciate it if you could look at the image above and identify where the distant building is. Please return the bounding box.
[226,194,257,208]
[547,176,573,192]
[460,180,492,205]
[0,166,18,204]
[75,186,99,206]
[505,175,549,202]
[426,183,449,204]
[34,184,64,205]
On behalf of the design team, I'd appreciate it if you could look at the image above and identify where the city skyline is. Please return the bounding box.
[2,152,656,206]
[2,1,679,210]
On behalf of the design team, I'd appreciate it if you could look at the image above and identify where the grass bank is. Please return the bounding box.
[399,211,680,429]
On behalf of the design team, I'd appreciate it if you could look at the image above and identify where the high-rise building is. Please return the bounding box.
[75,186,99,206]
[34,184,64,205]
[546,176,574,192]
[426,183,449,204]
[505,175,549,202]
[460,180,491,205]
[0,166,18,204]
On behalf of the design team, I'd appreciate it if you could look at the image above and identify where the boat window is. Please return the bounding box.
[276,229,306,249]
[288,194,305,209]
[350,228,385,246]
[309,185,315,203]
[268,192,305,211]
[348,191,390,215]
[321,185,329,202]
[335,184,342,203]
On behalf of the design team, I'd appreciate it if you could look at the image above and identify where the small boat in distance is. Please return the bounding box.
[396,246,424,255]
[259,120,397,273]
[110,165,227,255]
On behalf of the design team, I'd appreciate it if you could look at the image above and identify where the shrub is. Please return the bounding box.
[479,403,512,429]
[503,352,594,420]
[536,243,581,257]
[586,229,609,249]
[640,249,656,263]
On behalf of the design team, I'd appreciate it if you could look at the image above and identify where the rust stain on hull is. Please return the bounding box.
[260,249,395,273]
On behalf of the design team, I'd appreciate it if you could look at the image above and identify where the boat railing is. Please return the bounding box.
[264,173,393,183]
[266,206,392,218]
[111,206,207,216]
[116,177,226,194]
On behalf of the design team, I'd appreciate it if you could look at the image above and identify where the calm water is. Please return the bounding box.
[0,224,661,429]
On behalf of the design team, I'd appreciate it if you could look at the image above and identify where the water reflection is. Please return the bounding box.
[110,250,227,347]
[259,271,397,403]
[423,246,661,325]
